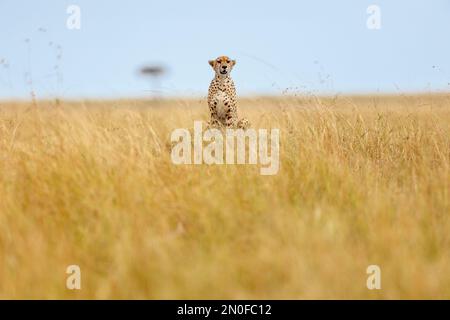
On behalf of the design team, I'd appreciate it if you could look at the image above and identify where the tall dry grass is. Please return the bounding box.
[0,94,449,299]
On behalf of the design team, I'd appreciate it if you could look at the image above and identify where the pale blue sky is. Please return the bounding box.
[0,0,449,99]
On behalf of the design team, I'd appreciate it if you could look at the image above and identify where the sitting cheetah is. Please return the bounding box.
[207,56,250,129]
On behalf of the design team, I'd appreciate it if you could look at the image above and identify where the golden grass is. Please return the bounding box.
[0,94,449,299]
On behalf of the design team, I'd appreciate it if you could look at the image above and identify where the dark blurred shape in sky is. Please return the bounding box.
[0,0,449,99]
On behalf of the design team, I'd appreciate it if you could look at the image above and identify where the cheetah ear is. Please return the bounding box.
[232,60,236,66]
[208,60,215,68]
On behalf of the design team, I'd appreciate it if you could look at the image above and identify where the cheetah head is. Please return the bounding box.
[209,56,236,78]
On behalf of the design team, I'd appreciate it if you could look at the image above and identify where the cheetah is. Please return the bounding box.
[207,56,250,129]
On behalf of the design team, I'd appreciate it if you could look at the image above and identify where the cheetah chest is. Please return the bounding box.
[213,91,230,120]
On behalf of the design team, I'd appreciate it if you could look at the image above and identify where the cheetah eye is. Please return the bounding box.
[216,60,221,64]
[226,60,230,63]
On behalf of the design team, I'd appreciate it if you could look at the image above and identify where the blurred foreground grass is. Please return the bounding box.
[0,94,449,299]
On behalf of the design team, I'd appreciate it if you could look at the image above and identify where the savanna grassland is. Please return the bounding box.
[0,94,449,299]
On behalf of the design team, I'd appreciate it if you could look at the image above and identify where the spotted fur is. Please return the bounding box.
[207,56,250,129]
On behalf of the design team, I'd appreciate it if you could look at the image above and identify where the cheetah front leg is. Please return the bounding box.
[225,112,238,128]
[207,117,222,129]
[225,107,250,129]
[207,101,222,129]
[223,100,240,128]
